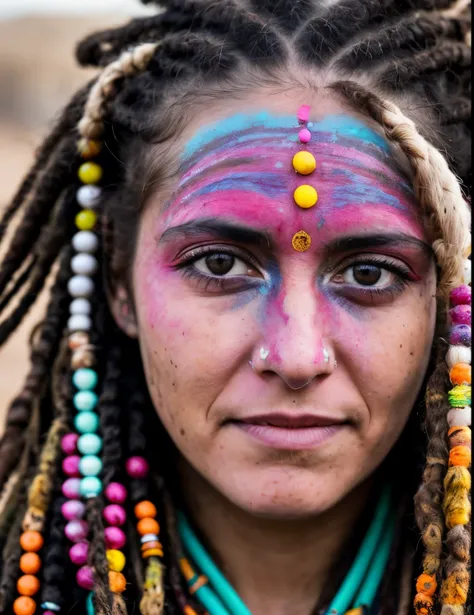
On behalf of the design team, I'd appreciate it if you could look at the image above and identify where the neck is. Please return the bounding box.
[178,461,374,615]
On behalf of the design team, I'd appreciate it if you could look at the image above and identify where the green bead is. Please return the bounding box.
[74,390,98,412]
[78,433,102,455]
[448,384,471,408]
[79,455,102,477]
[73,368,98,391]
[80,476,102,498]
[74,411,99,434]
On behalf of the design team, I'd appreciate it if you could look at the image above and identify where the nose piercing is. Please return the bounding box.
[260,347,269,360]
[323,348,330,363]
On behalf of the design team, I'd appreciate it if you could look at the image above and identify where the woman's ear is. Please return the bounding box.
[108,284,139,338]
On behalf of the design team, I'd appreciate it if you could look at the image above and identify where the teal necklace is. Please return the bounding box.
[177,486,395,615]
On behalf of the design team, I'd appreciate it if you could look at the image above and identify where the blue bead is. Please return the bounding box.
[80,476,102,498]
[74,390,98,412]
[78,433,102,455]
[79,455,103,477]
[73,368,98,391]
[74,411,99,434]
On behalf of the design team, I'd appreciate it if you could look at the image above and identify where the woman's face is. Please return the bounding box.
[119,91,437,518]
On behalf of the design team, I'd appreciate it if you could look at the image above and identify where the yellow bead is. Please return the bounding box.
[78,162,103,185]
[294,185,318,209]
[292,230,312,252]
[292,151,316,175]
[75,210,97,231]
[106,549,126,572]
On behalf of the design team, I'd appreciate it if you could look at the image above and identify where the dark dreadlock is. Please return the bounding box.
[0,1,471,614]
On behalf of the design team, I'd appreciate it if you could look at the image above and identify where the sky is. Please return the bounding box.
[0,0,154,20]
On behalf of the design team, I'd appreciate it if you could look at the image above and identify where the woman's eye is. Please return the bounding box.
[336,264,395,287]
[194,253,254,277]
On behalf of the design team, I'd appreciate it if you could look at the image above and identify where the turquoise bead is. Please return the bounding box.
[73,368,98,391]
[78,433,102,455]
[74,390,98,412]
[74,411,99,434]
[79,455,102,477]
[80,476,102,498]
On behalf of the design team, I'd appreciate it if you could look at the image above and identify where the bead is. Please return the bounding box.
[292,230,312,252]
[137,518,160,536]
[74,411,99,434]
[450,284,471,306]
[43,612,56,615]
[449,363,471,386]
[77,565,95,590]
[80,476,103,498]
[414,592,433,615]
[103,504,126,526]
[294,185,318,208]
[41,605,60,613]
[447,406,471,427]
[74,390,98,412]
[141,541,162,551]
[448,384,471,407]
[62,478,81,499]
[73,368,98,391]
[68,331,89,350]
[142,548,164,558]
[70,298,91,315]
[415,573,437,597]
[134,500,157,520]
[109,571,127,593]
[68,314,92,333]
[13,596,36,615]
[68,275,94,298]
[449,325,471,346]
[71,253,98,276]
[448,426,471,448]
[62,455,81,477]
[292,151,316,175]
[104,526,126,550]
[77,184,101,208]
[448,445,471,467]
[78,138,102,159]
[17,574,40,597]
[61,433,78,455]
[297,105,310,123]
[449,305,471,326]
[140,534,159,544]
[65,520,89,543]
[78,433,102,456]
[19,553,41,575]
[79,455,103,477]
[462,259,471,285]
[72,231,99,253]
[69,541,89,565]
[105,482,127,504]
[75,209,98,232]
[298,128,311,143]
[61,499,86,521]
[20,531,43,553]
[78,162,103,185]
[446,345,471,368]
[106,549,126,572]
[72,347,96,370]
[125,456,149,479]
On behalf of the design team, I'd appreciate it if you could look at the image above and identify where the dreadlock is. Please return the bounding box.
[0,1,471,614]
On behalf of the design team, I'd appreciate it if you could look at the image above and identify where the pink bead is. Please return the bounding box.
[65,519,89,543]
[105,482,127,504]
[76,565,95,590]
[104,526,126,549]
[62,478,81,499]
[44,612,57,615]
[125,456,149,479]
[450,284,471,306]
[62,455,81,477]
[298,128,311,143]
[61,433,79,455]
[62,499,86,521]
[450,304,471,326]
[297,104,310,123]
[103,504,126,527]
[69,541,89,565]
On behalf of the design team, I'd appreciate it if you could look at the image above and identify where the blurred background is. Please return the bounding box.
[0,1,155,425]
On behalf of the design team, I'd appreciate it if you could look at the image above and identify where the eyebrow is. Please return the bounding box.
[323,233,433,257]
[159,219,272,248]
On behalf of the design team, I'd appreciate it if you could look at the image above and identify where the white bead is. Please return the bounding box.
[70,298,91,315]
[446,345,471,368]
[68,275,94,298]
[72,231,99,253]
[77,185,101,208]
[71,253,98,276]
[462,259,471,285]
[447,406,471,427]
[140,533,159,544]
[68,314,92,332]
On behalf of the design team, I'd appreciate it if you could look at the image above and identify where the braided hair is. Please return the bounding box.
[0,1,471,614]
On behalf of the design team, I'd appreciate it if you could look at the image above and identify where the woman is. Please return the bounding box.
[0,1,471,614]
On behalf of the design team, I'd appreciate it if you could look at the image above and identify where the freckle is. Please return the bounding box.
[172,382,176,387]
[400,344,403,348]
[410,352,414,356]
[180,428,186,436]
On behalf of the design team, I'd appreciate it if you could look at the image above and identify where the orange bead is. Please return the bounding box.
[134,500,157,520]
[449,445,471,467]
[184,607,199,615]
[19,553,41,575]
[450,363,471,386]
[13,595,36,615]
[78,138,102,159]
[142,548,164,559]
[416,573,437,597]
[141,541,162,552]
[19,531,43,553]
[136,517,160,536]
[414,593,434,615]
[17,574,40,597]
[109,571,127,593]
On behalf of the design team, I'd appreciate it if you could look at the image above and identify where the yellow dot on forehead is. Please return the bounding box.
[292,151,316,175]
[292,230,312,252]
[294,185,318,209]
